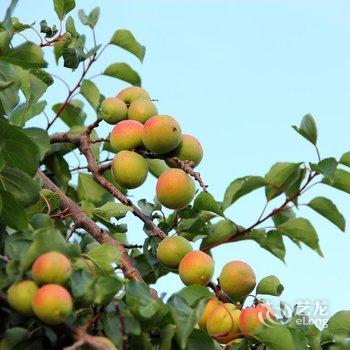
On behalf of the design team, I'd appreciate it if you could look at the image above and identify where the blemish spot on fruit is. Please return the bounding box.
[173,127,177,132]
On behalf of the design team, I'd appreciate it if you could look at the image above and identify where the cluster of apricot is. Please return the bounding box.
[157,236,275,345]
[6,252,73,325]
[100,86,203,210]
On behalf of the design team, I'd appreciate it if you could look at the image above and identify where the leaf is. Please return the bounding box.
[53,0,76,20]
[80,79,100,110]
[200,220,237,249]
[52,99,87,127]
[321,311,350,344]
[85,244,120,273]
[62,45,85,69]
[176,285,211,307]
[10,101,47,127]
[265,162,302,200]
[30,69,54,86]
[147,159,169,178]
[339,151,350,167]
[78,173,113,205]
[277,218,322,256]
[103,63,141,86]
[322,169,350,194]
[0,42,47,69]
[23,127,50,160]
[256,275,284,296]
[0,119,40,176]
[0,80,14,92]
[292,113,318,145]
[310,157,338,181]
[0,190,27,230]
[193,191,223,216]
[39,20,58,38]
[92,202,131,221]
[110,29,146,62]
[187,329,216,350]
[307,196,345,231]
[0,62,20,116]
[249,229,286,262]
[223,176,267,211]
[0,166,39,206]
[78,7,100,28]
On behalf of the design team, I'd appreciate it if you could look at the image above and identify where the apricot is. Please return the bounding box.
[116,86,150,104]
[128,98,158,124]
[156,236,193,268]
[198,298,220,330]
[110,120,143,152]
[112,150,148,189]
[207,303,241,344]
[142,115,182,154]
[239,304,275,336]
[178,250,214,286]
[169,134,203,167]
[89,336,117,350]
[100,98,127,124]
[219,261,256,299]
[7,280,38,316]
[32,284,73,325]
[156,169,195,209]
[31,251,72,286]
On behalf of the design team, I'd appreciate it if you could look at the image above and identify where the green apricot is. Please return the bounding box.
[112,151,148,189]
[116,86,150,104]
[156,236,193,268]
[100,98,128,124]
[169,134,203,167]
[128,98,158,124]
[7,280,38,316]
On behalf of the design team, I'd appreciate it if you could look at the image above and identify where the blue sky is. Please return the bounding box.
[13,1,350,318]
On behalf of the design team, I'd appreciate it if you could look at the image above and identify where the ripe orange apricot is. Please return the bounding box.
[206,303,241,344]
[110,120,143,152]
[198,298,221,330]
[32,251,72,286]
[178,250,214,286]
[116,86,150,104]
[128,98,158,124]
[100,98,128,124]
[32,284,73,325]
[169,134,203,167]
[156,169,195,209]
[112,150,148,189]
[142,115,182,154]
[219,261,256,299]
[156,236,193,268]
[7,280,38,316]
[239,304,275,336]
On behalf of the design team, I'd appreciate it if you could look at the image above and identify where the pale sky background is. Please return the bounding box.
[10,0,350,318]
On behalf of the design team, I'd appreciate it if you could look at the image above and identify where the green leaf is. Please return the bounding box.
[187,329,216,350]
[40,20,58,38]
[103,63,141,86]
[193,191,223,216]
[92,202,131,221]
[23,127,50,160]
[265,162,302,200]
[256,275,284,296]
[0,80,14,92]
[176,285,211,307]
[307,196,345,231]
[78,7,100,28]
[200,220,237,249]
[277,218,322,255]
[339,151,350,167]
[0,42,47,69]
[310,157,338,181]
[52,99,87,127]
[223,176,267,211]
[0,190,27,230]
[249,229,286,262]
[323,169,350,194]
[0,62,20,116]
[0,119,40,176]
[147,159,169,178]
[272,207,295,226]
[78,173,113,205]
[30,69,54,86]
[321,311,350,344]
[10,101,47,127]
[292,113,318,145]
[85,244,120,273]
[0,166,39,206]
[110,29,146,62]
[80,79,100,110]
[0,327,30,349]
[53,0,76,20]
[62,45,85,69]
[44,154,71,191]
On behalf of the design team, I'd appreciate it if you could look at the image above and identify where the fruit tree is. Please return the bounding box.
[0,1,349,350]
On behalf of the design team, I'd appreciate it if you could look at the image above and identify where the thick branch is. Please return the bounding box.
[35,170,143,282]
